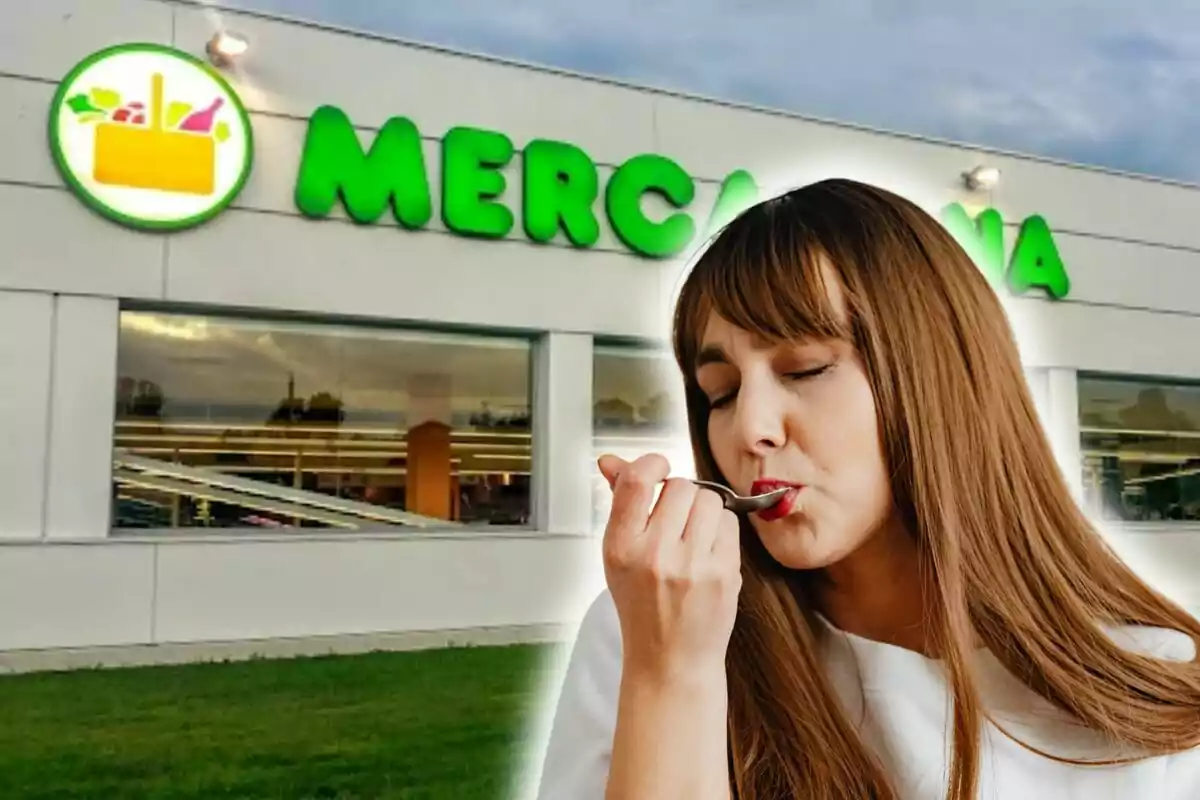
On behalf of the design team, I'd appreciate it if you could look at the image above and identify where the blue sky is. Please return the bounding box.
[224,0,1200,183]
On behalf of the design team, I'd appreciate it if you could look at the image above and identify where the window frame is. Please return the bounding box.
[110,303,541,537]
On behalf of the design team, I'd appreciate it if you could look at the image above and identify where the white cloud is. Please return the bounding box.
[221,0,1200,181]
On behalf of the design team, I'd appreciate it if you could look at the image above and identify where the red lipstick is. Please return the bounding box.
[750,478,803,522]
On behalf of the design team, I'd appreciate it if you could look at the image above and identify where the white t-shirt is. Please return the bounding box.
[534,589,1200,800]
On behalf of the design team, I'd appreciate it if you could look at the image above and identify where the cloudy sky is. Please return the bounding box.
[224,0,1200,183]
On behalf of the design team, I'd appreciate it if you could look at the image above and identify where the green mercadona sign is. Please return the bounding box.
[46,39,1070,302]
[292,105,1070,300]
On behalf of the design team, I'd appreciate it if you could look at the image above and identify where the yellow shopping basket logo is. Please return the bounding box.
[49,43,254,231]
[94,73,216,195]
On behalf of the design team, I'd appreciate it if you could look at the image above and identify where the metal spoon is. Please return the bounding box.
[690,480,792,514]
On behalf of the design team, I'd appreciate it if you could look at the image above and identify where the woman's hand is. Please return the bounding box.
[598,453,742,682]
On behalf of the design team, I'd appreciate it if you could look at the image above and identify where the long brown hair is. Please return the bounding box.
[671,178,1200,800]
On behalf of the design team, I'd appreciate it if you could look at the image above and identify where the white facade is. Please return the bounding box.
[2,0,1200,662]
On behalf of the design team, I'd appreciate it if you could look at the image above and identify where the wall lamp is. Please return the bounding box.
[206,31,250,68]
[962,165,1001,192]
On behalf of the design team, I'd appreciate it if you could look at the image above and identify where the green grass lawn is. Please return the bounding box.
[0,643,562,800]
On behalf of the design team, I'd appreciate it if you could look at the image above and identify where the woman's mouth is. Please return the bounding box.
[750,479,804,522]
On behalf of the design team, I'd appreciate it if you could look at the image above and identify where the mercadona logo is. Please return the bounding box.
[49,42,254,231]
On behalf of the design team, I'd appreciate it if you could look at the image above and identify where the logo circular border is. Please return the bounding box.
[48,42,255,232]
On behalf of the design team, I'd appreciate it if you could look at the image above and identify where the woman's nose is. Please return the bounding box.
[735,384,787,455]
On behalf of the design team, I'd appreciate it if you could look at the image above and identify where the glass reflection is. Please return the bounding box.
[112,312,533,531]
[1078,375,1200,522]
[591,345,693,532]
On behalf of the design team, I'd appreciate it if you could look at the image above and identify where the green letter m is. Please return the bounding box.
[294,105,433,228]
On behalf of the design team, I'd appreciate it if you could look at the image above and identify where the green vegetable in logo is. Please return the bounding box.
[66,93,105,115]
[89,87,121,110]
[166,101,193,128]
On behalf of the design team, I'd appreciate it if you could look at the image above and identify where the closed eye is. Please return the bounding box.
[708,364,832,410]
[710,391,736,410]
[785,364,833,382]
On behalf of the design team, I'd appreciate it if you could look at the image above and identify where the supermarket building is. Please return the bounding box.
[2,0,1200,666]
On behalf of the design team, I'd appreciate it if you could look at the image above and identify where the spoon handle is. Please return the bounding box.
[690,480,789,513]
[653,478,787,513]
[690,480,736,501]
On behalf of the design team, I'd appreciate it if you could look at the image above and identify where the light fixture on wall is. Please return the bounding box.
[205,31,250,68]
[962,165,1001,192]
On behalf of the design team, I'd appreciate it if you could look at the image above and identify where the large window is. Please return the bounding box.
[112,311,533,531]
[1079,375,1200,522]
[591,345,694,531]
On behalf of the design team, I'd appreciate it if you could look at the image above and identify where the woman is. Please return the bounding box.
[534,178,1200,799]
